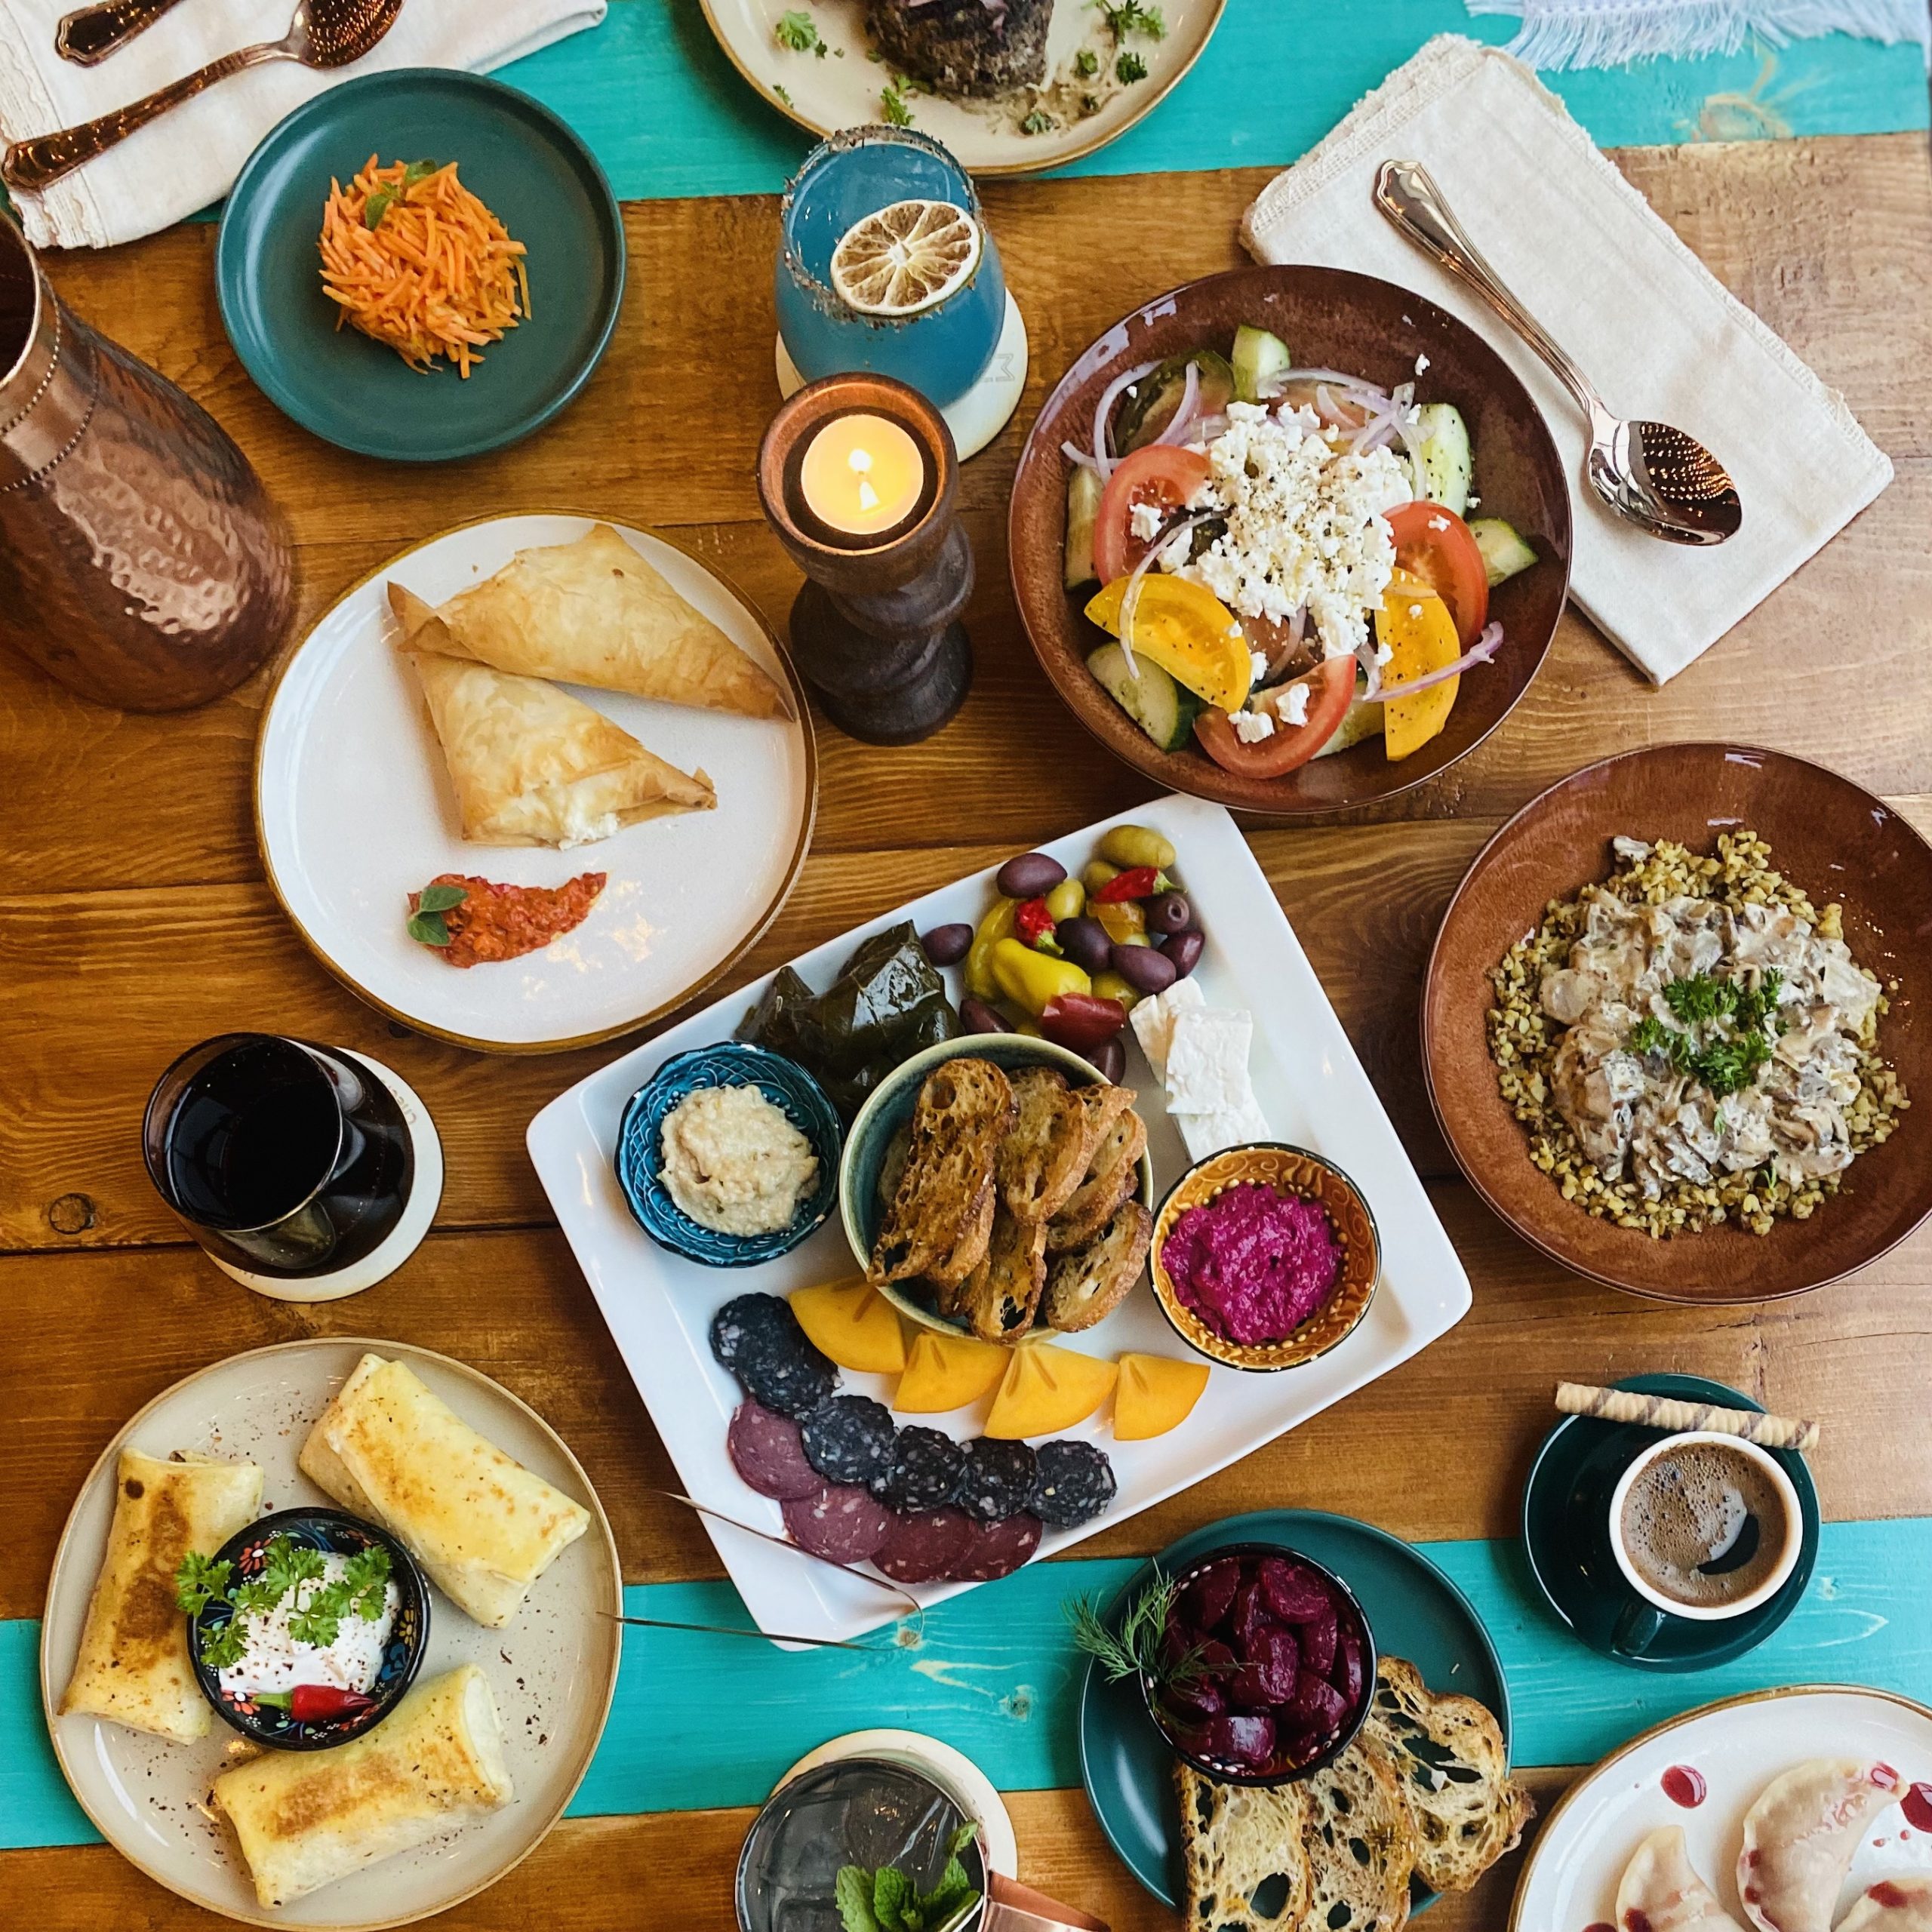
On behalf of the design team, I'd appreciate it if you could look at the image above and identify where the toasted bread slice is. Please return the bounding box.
[1048,1105,1146,1254]
[1041,1198,1152,1332]
[997,1068,1100,1224]
[1175,1762,1310,1932]
[869,1058,1014,1287]
[928,1180,998,1304]
[1301,1738,1416,1932]
[1362,1657,1532,1894]
[955,1203,1048,1343]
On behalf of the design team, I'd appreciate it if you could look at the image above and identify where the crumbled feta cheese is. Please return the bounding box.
[1156,529,1195,572]
[1375,643,1393,666]
[1168,412,1410,657]
[1428,515,1450,532]
[1278,681,1310,727]
[1415,352,1430,374]
[1467,493,1481,508]
[1231,708,1276,743]
[1130,501,1164,543]
[1408,604,1423,620]
[1249,649,1269,681]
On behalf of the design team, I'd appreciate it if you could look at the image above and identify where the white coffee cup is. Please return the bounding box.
[1609,1430,1803,1627]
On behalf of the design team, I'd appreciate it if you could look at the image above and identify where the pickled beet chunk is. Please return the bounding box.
[1232,1576,1275,1657]
[921,922,973,967]
[1245,1623,1300,1703]
[1287,1670,1349,1734]
[1199,1712,1275,1768]
[1180,1558,1241,1633]
[1300,1608,1339,1679]
[1195,1638,1237,1678]
[1331,1628,1365,1704]
[1257,1556,1334,1623]
[1163,1675,1226,1721]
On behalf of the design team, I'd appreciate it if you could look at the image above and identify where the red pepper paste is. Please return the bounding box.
[409,872,605,968]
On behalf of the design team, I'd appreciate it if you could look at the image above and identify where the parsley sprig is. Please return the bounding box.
[1627,968,1786,1099]
[177,1535,392,1674]
[363,158,438,232]
[835,1821,980,1932]
[1094,0,1166,41]
[775,11,826,54]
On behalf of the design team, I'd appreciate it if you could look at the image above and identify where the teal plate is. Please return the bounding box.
[1521,1373,1820,1672]
[1077,1508,1511,1914]
[217,69,624,462]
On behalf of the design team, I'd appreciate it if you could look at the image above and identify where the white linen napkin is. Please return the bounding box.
[0,0,607,251]
[1240,35,1894,685]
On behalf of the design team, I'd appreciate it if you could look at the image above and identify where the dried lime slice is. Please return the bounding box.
[829,199,982,318]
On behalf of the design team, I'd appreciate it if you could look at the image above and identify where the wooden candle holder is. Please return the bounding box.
[757,374,973,746]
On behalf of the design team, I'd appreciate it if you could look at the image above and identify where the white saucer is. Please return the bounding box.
[776,290,1029,461]
[211,1051,443,1302]
[775,1727,1020,1878]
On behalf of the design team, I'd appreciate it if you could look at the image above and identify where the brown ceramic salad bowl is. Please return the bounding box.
[1008,264,1571,815]
[1423,743,1932,1303]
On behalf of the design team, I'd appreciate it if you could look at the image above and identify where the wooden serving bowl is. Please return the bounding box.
[1008,264,1571,814]
[1423,743,1932,1303]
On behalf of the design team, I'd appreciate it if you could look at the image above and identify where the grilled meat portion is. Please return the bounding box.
[864,0,1054,98]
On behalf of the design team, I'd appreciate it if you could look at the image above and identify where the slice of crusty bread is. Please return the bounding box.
[869,1058,1014,1287]
[1048,1103,1146,1254]
[1361,1657,1532,1894]
[1175,1762,1310,1932]
[1041,1198,1152,1332]
[997,1067,1100,1224]
[1300,1738,1416,1931]
[928,1182,997,1305]
[955,1202,1048,1343]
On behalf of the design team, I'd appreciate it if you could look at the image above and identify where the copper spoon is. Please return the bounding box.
[4,0,405,193]
[1374,158,1743,546]
[56,0,186,66]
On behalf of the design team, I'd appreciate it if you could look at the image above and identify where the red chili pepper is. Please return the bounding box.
[1094,866,1174,903]
[1014,897,1062,953]
[270,1684,378,1723]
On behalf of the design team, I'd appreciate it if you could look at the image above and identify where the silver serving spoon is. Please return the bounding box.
[4,0,404,193]
[1374,158,1743,546]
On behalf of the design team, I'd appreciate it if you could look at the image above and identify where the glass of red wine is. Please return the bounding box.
[143,1034,414,1281]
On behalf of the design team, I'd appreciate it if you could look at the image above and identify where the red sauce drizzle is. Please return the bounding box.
[1867,1881,1912,1909]
[1623,1914,1655,1932]
[1583,1922,1616,1932]
[1662,1764,1707,1808]
[1903,1783,1932,1833]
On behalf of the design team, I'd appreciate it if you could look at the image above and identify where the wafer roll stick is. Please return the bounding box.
[1555,1383,1820,1454]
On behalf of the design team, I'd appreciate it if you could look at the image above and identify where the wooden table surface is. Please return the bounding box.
[5,128,1932,1929]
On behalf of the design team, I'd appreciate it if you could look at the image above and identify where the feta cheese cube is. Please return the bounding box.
[1278,681,1310,727]
[1164,1009,1254,1115]
[1128,977,1205,1084]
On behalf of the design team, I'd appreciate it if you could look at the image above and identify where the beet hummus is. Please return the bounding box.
[1162,1183,1341,1345]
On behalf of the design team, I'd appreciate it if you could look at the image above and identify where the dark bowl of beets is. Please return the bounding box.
[1143,1543,1376,1786]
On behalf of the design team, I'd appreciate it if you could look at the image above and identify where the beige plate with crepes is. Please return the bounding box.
[40,1338,623,1930]
[700,0,1225,175]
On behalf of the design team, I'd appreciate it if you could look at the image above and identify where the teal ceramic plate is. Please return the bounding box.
[1078,1508,1511,1913]
[1521,1373,1820,1672]
[217,69,624,462]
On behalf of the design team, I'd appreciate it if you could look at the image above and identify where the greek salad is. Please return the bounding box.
[1061,324,1540,779]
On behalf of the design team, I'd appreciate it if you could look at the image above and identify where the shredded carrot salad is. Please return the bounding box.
[318,156,531,377]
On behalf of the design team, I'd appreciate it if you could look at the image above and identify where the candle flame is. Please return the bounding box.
[857,479,880,512]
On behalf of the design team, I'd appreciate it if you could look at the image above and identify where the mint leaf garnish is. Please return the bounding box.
[835,1866,881,1932]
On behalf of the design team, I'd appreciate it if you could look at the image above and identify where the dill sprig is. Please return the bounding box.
[1065,1571,1205,1689]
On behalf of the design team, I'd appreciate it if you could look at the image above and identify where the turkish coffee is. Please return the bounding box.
[1617,1438,1791,1609]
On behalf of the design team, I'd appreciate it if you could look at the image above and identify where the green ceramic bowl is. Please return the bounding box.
[217,69,625,462]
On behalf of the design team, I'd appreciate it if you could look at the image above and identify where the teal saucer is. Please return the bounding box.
[1077,1508,1511,1914]
[217,69,624,462]
[1520,1373,1819,1672]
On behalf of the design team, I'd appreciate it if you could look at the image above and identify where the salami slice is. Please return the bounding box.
[783,1483,894,1564]
[727,1401,820,1500]
[947,1512,1043,1583]
[872,1507,974,1584]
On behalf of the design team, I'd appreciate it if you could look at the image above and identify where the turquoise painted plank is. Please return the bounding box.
[11,1518,1932,1850]
[497,0,1930,208]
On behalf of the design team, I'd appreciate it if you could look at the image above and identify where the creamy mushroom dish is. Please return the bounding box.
[1488,832,1908,1235]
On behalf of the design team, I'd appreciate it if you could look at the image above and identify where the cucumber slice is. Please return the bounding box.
[1469,516,1537,588]
[1064,465,1103,589]
[1232,325,1291,405]
[1087,642,1204,752]
[1414,401,1472,515]
[1115,352,1238,451]
[1312,689,1385,758]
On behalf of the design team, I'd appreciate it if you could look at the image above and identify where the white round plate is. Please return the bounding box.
[41,1338,623,1930]
[1509,1685,1932,1931]
[701,0,1225,175]
[257,514,817,1053]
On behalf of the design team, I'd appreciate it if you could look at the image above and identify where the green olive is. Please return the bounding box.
[1091,970,1141,1013]
[1099,824,1177,872]
[1044,878,1085,922]
[1081,859,1121,896]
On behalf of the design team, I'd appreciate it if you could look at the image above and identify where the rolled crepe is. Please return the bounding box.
[59,1449,263,1743]
[393,585,715,848]
[299,1353,592,1628]
[214,1664,513,1908]
[408,523,792,719]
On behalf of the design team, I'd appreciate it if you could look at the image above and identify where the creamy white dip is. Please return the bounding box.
[660,1084,818,1237]
[217,1552,399,1699]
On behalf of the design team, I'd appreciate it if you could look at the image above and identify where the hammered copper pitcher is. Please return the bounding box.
[0,207,292,710]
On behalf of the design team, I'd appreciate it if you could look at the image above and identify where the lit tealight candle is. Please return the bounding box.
[798,412,926,539]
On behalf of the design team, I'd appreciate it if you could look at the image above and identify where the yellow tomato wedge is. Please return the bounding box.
[1377,571,1462,761]
[1085,575,1253,714]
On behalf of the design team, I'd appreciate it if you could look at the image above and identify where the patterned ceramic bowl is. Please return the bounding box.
[187,1507,428,1751]
[1150,1144,1380,1371]
[616,1043,842,1266]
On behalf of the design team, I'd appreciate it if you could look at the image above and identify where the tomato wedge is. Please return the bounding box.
[1094,445,1211,583]
[1193,656,1358,778]
[1384,500,1488,647]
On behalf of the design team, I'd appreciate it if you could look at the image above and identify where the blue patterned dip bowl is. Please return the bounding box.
[615,1044,842,1266]
[187,1506,428,1751]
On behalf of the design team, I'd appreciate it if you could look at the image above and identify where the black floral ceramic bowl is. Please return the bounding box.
[185,1506,428,1750]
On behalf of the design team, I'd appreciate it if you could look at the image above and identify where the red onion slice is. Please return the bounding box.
[1118,510,1217,676]
[1062,440,1102,473]
[1377,620,1504,700]
[1091,358,1160,479]
[1152,360,1201,448]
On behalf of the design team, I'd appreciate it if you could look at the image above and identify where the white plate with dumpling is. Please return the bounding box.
[1511,1687,1932,1931]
